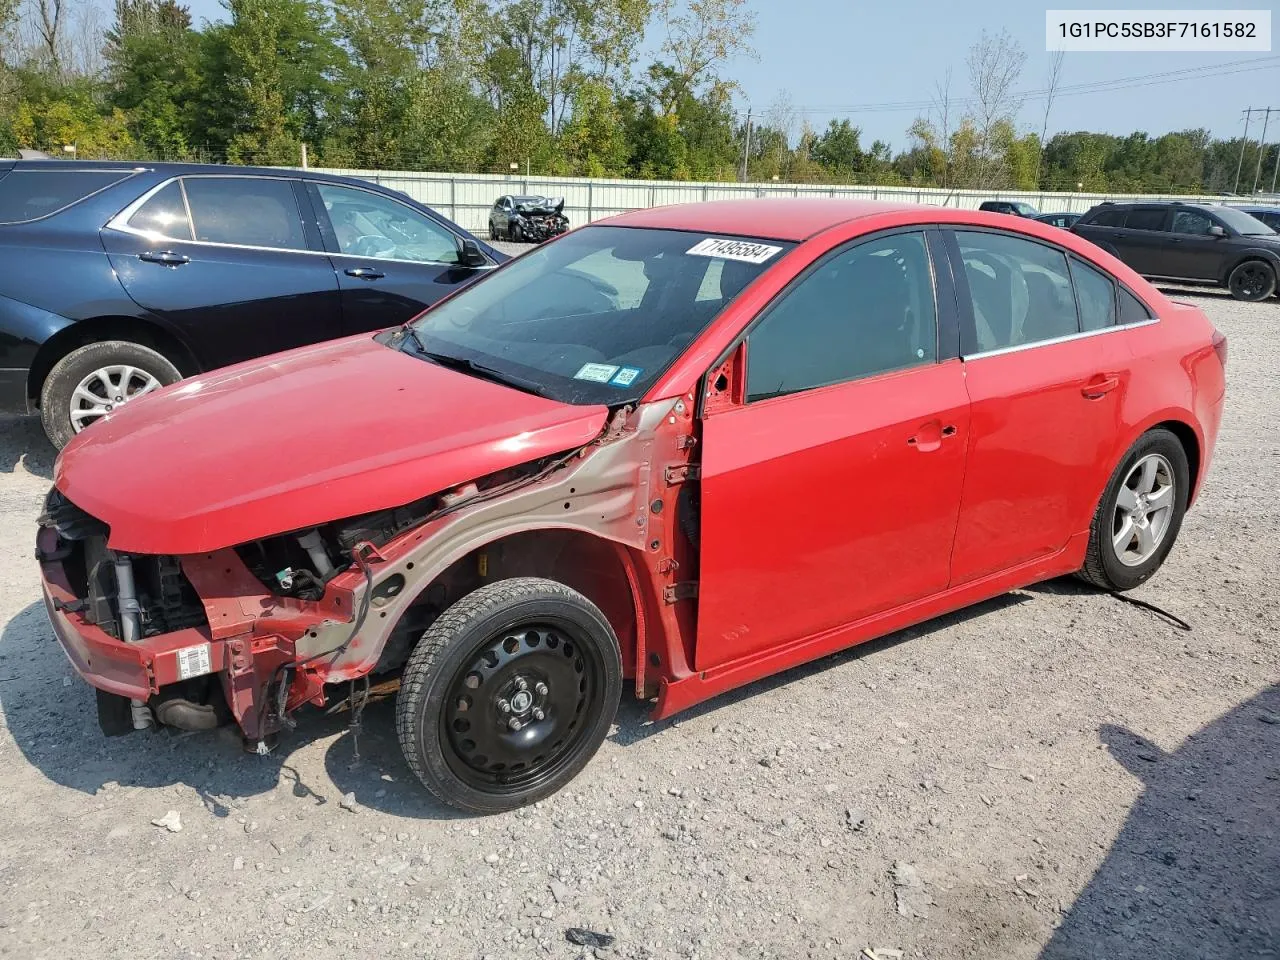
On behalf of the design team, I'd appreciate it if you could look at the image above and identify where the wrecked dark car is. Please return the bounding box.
[488,194,570,242]
[38,199,1223,814]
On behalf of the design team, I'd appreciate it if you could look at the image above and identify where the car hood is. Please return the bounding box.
[55,334,609,555]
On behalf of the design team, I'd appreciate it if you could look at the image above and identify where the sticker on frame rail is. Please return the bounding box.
[573,363,620,383]
[175,643,213,680]
[686,237,783,264]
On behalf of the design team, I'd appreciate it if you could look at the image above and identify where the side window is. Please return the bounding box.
[181,177,305,250]
[1088,208,1127,227]
[745,232,937,402]
[316,183,459,263]
[955,231,1079,352]
[1124,208,1168,232]
[126,181,193,240]
[1171,210,1215,236]
[1118,288,1153,325]
[0,170,130,224]
[1070,258,1116,332]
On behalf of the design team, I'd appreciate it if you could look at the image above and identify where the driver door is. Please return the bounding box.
[306,181,493,332]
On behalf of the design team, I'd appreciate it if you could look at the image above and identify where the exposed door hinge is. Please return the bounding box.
[657,557,679,575]
[663,581,699,603]
[676,435,698,451]
[664,464,701,485]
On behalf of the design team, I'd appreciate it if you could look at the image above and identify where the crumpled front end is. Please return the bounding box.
[36,486,368,742]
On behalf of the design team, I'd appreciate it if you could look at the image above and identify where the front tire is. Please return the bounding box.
[1226,260,1276,302]
[1078,428,1190,592]
[396,577,622,814]
[40,340,182,449]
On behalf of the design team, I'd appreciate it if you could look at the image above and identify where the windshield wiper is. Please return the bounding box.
[416,346,549,398]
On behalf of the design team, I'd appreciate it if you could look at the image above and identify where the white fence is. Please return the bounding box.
[310,167,1276,234]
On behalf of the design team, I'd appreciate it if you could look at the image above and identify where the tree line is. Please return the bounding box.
[1,0,1276,195]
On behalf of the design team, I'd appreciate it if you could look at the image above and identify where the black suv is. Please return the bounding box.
[0,160,507,447]
[1072,201,1279,302]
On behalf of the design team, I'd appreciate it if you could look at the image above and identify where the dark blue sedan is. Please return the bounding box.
[0,160,507,447]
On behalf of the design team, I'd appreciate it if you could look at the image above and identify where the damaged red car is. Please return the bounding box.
[38,199,1227,813]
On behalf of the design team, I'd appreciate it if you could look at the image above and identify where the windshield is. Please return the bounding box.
[406,225,794,404]
[1013,203,1039,216]
[1214,206,1276,235]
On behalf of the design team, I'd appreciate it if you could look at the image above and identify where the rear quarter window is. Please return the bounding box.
[0,170,132,224]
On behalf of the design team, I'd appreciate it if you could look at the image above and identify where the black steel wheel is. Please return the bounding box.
[396,577,622,813]
[1227,260,1276,302]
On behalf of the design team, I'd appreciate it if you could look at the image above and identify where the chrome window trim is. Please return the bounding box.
[963,316,1160,361]
[105,175,323,256]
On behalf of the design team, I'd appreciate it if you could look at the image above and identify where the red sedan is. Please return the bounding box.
[37,199,1227,813]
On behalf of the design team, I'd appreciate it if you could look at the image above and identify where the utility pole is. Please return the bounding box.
[1253,107,1274,194]
[1234,108,1254,195]
[740,108,753,182]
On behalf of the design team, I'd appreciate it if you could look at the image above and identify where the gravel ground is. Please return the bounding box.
[0,289,1276,960]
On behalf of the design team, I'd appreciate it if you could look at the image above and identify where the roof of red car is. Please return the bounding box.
[601,198,932,242]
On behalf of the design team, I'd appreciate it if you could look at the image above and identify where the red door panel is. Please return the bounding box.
[949,331,1135,585]
[694,360,970,672]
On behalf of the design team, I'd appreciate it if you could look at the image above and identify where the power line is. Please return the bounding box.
[790,55,1280,117]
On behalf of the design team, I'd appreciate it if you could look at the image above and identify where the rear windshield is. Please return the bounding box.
[407,225,795,404]
[0,169,132,223]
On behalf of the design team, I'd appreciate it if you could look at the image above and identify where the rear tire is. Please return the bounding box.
[1078,428,1189,592]
[1226,260,1276,302]
[39,340,182,450]
[396,577,622,814]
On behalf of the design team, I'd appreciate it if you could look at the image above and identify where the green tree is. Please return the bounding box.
[811,119,863,180]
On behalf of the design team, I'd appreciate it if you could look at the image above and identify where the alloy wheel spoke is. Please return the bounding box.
[1113,516,1135,553]
[1137,457,1159,493]
[1115,485,1139,513]
[1145,485,1174,513]
[1134,518,1157,556]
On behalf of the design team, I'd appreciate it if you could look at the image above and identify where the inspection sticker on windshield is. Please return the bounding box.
[610,367,642,387]
[175,643,212,680]
[686,237,783,264]
[574,363,619,383]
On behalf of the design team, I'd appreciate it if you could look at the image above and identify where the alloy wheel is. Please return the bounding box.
[69,364,163,432]
[440,620,603,794]
[1230,262,1273,301]
[1112,453,1176,567]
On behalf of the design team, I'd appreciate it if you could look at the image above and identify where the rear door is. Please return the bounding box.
[102,175,343,369]
[1116,206,1173,276]
[307,181,495,333]
[694,229,970,670]
[945,228,1135,584]
[1166,207,1232,281]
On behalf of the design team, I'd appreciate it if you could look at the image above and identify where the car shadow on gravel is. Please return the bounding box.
[1041,683,1280,958]
[0,414,54,478]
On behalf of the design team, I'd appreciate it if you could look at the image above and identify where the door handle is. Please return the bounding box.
[1081,376,1120,400]
[907,421,956,452]
[344,266,385,280]
[139,250,189,266]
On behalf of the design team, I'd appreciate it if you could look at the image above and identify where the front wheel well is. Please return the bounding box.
[381,530,640,679]
[27,316,200,407]
[1221,256,1277,286]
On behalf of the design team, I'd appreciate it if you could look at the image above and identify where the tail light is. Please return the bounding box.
[1211,329,1228,369]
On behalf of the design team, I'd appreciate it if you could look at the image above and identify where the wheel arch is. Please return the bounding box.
[1120,413,1204,506]
[27,315,201,407]
[363,526,653,688]
[1219,251,1280,286]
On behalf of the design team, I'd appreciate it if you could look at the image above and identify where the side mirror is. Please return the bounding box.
[1209,224,1226,238]
[457,237,488,267]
